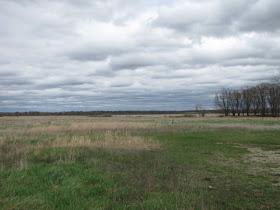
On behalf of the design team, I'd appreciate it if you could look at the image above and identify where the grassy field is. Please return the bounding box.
[0,114,280,209]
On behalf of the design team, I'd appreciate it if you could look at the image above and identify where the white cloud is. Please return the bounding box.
[0,0,279,111]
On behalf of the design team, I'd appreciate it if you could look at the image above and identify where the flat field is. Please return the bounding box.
[0,114,280,209]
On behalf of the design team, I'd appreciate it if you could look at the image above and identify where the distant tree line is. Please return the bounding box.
[0,110,198,117]
[214,82,280,117]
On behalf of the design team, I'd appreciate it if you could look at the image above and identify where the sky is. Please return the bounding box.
[1,0,280,112]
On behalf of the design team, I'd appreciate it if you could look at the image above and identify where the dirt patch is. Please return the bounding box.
[237,145,280,186]
[272,183,280,187]
[246,147,280,164]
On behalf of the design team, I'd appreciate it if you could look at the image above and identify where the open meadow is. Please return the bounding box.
[1,114,280,209]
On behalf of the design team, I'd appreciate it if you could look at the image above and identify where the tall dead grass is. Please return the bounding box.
[44,131,160,151]
[0,131,160,169]
[29,122,152,133]
[204,123,280,130]
[0,131,159,158]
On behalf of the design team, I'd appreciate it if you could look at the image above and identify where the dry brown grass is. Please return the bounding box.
[0,130,160,169]
[0,138,30,169]
[201,123,280,130]
[29,122,153,133]
[2,116,280,136]
[0,131,159,157]
[0,116,160,169]
[44,131,160,151]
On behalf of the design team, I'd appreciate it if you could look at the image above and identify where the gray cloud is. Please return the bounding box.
[0,0,279,111]
[153,0,280,36]
[239,0,280,32]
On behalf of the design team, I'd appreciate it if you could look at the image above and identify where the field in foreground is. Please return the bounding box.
[0,115,280,209]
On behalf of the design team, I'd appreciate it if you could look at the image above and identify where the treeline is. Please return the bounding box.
[0,110,196,117]
[214,83,280,117]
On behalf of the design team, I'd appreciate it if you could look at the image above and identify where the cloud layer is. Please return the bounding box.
[1,0,280,111]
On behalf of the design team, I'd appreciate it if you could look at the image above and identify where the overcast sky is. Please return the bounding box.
[1,0,280,112]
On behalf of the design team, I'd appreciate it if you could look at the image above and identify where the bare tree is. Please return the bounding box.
[242,87,253,116]
[232,90,242,116]
[256,84,268,117]
[267,84,280,116]
[215,76,280,117]
[195,104,205,117]
[214,89,230,116]
[250,87,260,116]
[228,90,236,116]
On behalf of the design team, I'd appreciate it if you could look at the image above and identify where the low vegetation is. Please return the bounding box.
[0,115,280,209]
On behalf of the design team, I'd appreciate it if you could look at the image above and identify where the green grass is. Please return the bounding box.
[0,116,280,209]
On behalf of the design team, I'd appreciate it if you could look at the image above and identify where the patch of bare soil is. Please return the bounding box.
[241,145,280,186]
[246,147,280,164]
